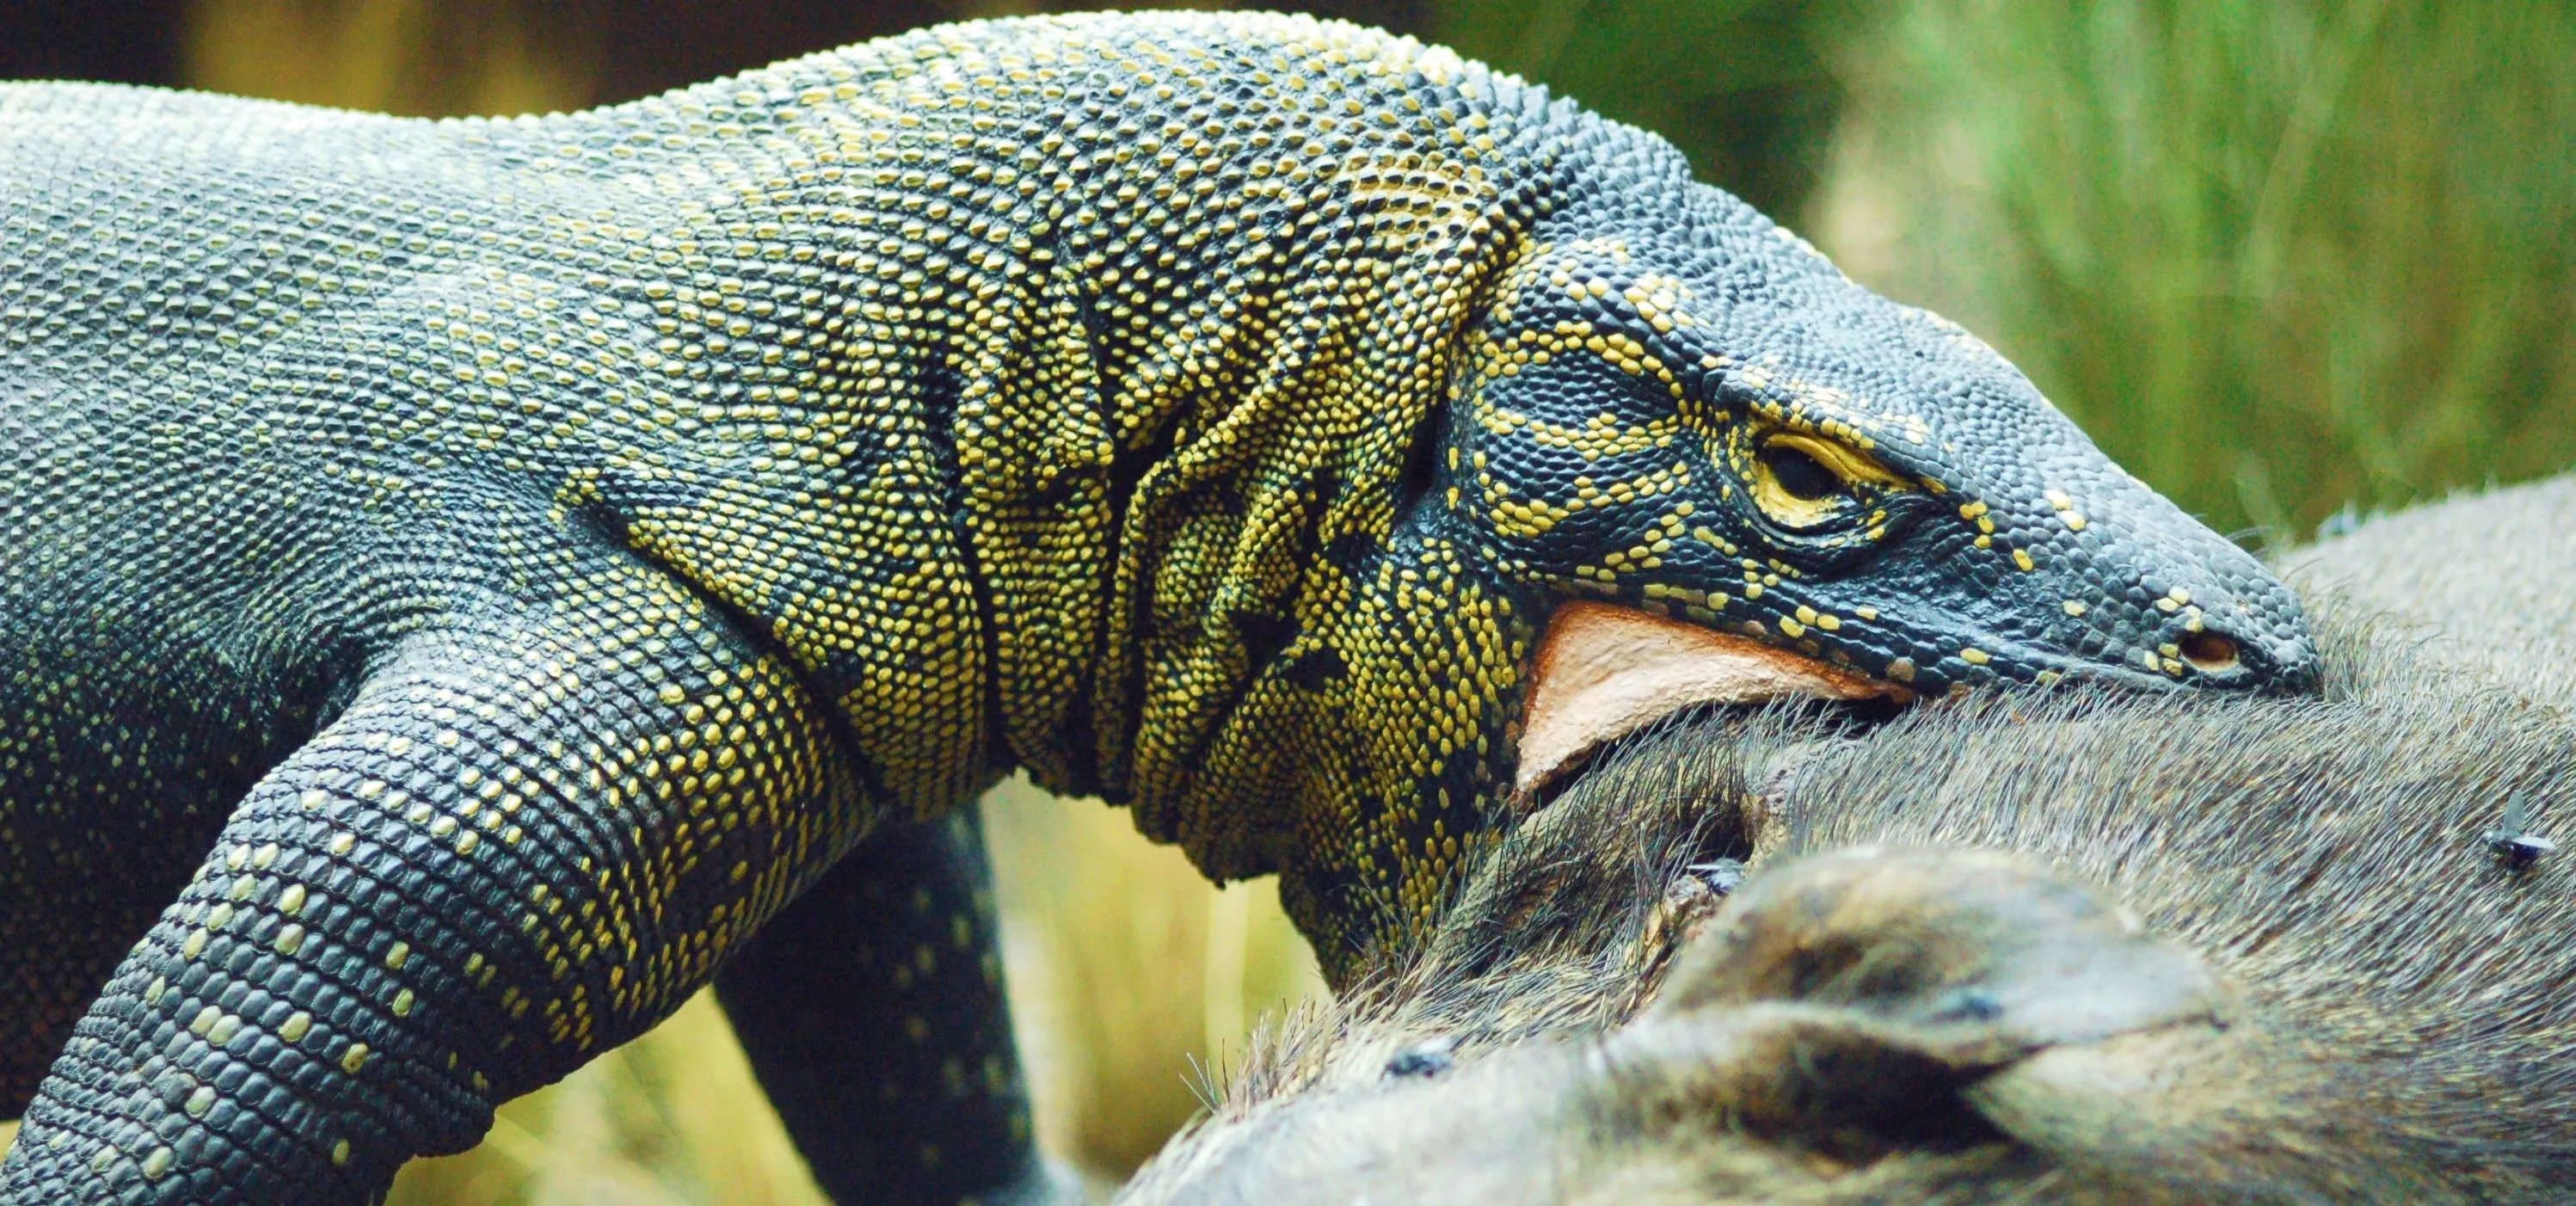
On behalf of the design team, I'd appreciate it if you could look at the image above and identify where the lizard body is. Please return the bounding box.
[0,13,2313,1203]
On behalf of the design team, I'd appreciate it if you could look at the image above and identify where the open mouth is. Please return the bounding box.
[1513,600,1918,802]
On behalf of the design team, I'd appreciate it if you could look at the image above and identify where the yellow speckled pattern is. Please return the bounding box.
[0,12,2314,1204]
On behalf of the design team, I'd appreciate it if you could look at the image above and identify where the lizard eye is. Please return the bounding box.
[1761,444,1843,502]
[1750,433,1883,529]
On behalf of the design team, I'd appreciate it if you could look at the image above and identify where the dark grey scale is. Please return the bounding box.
[716,809,1053,1205]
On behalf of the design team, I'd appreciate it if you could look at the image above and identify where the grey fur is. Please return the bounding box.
[1123,471,2576,1204]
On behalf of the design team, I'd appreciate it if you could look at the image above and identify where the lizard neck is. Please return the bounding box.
[562,13,1556,828]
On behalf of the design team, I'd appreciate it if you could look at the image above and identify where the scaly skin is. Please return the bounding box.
[0,12,2315,1204]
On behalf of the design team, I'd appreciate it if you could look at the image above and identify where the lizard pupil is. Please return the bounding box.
[1762,446,1844,502]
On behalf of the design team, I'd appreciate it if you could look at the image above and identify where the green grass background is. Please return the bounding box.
[4,0,2570,1198]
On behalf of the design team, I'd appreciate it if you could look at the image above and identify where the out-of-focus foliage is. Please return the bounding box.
[0,0,191,85]
[389,995,827,1206]
[1451,0,2576,539]
[1436,0,1854,224]
[187,0,589,116]
[6,0,2573,1202]
[179,0,1428,116]
[1820,0,2576,538]
[979,782,1325,1181]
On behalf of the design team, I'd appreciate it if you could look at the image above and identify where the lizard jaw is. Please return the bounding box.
[1514,600,1916,800]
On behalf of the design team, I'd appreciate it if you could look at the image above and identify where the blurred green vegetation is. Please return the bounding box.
[6,0,2572,1200]
[1821,0,2576,539]
[1448,0,2576,539]
[1436,0,1856,224]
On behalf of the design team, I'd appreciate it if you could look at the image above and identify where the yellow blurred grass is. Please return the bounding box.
[185,0,590,117]
[390,992,827,1206]
[981,781,1326,1179]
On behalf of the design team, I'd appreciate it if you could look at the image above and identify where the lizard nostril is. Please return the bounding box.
[2179,632,2241,674]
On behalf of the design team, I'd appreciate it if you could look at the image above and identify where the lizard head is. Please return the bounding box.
[1095,59,2315,977]
[1236,182,2315,978]
[1420,203,2318,797]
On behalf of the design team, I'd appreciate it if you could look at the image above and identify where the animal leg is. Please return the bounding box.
[0,596,872,1204]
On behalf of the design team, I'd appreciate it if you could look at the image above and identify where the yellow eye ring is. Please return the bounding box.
[1749,433,1908,528]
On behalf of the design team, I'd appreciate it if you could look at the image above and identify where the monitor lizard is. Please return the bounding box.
[0,11,2315,1204]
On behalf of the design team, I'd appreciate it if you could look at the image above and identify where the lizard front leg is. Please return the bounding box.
[0,557,873,1204]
